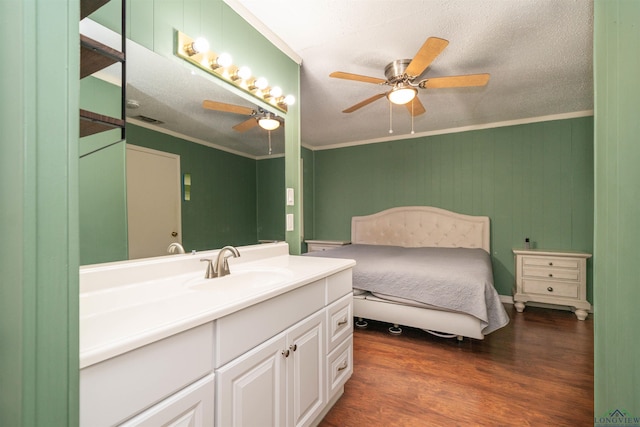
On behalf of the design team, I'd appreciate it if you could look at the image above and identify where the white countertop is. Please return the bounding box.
[79,243,354,368]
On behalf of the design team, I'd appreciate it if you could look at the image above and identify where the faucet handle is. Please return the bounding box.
[200,258,215,279]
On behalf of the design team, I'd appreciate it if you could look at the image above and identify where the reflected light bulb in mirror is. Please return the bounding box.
[254,77,268,90]
[268,86,283,98]
[215,52,233,69]
[237,66,252,81]
[283,95,295,106]
[186,37,209,56]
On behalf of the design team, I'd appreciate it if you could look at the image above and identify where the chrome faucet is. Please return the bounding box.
[214,246,240,278]
[200,246,240,279]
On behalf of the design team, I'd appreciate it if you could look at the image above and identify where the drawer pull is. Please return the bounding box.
[337,361,348,372]
[548,273,553,277]
[547,287,554,292]
[337,319,348,327]
[548,262,553,266]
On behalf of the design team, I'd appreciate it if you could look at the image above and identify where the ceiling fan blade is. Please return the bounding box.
[233,117,259,132]
[330,71,387,85]
[420,73,490,89]
[405,97,426,116]
[405,37,449,78]
[342,93,387,113]
[202,100,255,116]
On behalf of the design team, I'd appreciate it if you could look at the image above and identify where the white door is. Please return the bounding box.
[216,334,287,427]
[288,310,325,427]
[126,144,181,259]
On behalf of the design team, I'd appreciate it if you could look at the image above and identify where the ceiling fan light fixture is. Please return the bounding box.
[387,84,417,105]
[258,115,280,131]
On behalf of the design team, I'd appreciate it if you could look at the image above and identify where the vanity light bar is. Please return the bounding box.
[175,31,294,113]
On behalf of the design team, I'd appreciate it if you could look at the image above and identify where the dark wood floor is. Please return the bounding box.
[319,304,593,427]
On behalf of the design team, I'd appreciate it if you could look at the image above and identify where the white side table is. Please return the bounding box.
[513,249,592,320]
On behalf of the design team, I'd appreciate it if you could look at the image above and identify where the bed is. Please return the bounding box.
[306,206,509,340]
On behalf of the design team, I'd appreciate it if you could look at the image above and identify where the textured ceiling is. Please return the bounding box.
[232,0,594,148]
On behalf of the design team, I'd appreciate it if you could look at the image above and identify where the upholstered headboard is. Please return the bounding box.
[351,206,490,253]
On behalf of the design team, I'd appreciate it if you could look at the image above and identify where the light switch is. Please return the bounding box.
[286,188,295,206]
[286,214,294,231]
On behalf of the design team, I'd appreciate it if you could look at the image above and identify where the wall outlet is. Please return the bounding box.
[286,188,294,206]
[286,214,294,231]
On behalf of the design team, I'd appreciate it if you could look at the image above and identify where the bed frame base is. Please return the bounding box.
[354,296,485,340]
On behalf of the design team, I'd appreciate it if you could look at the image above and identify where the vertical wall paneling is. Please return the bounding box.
[312,117,594,298]
[594,0,640,418]
[0,0,80,424]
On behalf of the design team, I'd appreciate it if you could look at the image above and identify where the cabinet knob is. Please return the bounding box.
[548,273,553,277]
[282,349,290,358]
[289,344,297,352]
[337,319,348,327]
[548,262,553,266]
[171,231,178,237]
[337,361,348,372]
[547,286,554,292]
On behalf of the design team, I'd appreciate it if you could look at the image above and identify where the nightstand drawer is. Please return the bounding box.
[523,280,578,299]
[522,256,579,269]
[523,267,579,281]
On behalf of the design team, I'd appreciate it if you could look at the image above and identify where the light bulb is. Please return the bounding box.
[185,37,209,56]
[254,77,268,90]
[269,86,283,98]
[215,52,233,68]
[258,117,280,131]
[283,95,296,106]
[237,66,252,80]
[387,85,417,105]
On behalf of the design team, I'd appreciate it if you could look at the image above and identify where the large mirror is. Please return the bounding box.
[79,33,287,265]
[126,40,285,158]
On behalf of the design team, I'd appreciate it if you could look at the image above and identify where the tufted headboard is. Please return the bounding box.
[351,206,490,254]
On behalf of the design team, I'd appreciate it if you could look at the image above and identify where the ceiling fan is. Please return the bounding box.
[201,100,282,131]
[330,37,490,116]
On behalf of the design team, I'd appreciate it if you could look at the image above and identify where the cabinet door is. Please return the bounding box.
[287,310,325,427]
[216,333,287,427]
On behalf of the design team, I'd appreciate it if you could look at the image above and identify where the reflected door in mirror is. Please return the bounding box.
[126,145,182,259]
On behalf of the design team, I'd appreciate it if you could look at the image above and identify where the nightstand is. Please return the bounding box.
[513,249,592,320]
[305,240,351,252]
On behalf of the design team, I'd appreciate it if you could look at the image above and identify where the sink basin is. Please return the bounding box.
[183,266,294,291]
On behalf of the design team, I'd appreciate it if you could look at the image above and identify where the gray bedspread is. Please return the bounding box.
[306,244,509,334]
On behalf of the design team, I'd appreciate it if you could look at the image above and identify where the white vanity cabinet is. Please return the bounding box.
[215,269,353,427]
[216,310,325,427]
[79,244,355,427]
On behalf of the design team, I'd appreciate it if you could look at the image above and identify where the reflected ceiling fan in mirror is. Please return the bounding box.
[202,100,283,132]
[202,100,282,155]
[330,37,490,117]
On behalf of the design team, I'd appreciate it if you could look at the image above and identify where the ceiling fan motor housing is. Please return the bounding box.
[385,59,414,83]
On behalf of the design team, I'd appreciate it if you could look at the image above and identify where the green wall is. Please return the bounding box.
[79,77,128,265]
[311,117,594,298]
[129,124,260,251]
[257,156,286,241]
[0,0,79,425]
[594,0,640,419]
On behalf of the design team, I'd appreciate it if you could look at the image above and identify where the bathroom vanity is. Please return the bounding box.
[79,242,355,426]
